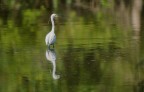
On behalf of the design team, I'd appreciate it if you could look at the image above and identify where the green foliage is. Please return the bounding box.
[23,9,41,26]
[100,0,112,7]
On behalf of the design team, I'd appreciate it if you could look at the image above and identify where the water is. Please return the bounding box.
[0,4,143,92]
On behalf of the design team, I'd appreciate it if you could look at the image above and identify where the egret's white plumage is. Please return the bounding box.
[45,14,57,48]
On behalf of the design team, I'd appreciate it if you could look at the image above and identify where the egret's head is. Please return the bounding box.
[51,14,58,19]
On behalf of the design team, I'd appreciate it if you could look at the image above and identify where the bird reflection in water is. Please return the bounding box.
[46,49,60,80]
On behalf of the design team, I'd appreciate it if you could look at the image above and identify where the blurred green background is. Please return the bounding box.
[0,0,144,92]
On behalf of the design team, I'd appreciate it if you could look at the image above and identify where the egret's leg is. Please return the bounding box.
[48,45,51,49]
[53,44,55,48]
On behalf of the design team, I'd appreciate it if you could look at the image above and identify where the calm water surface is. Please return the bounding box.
[0,8,143,92]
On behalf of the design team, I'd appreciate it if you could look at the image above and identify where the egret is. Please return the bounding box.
[45,14,58,48]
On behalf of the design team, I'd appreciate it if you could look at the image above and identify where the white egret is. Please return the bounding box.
[45,14,58,48]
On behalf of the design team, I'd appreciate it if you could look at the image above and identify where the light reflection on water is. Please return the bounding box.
[0,25,140,92]
[46,49,60,80]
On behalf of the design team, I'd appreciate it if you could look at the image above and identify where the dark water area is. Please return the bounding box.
[0,0,144,92]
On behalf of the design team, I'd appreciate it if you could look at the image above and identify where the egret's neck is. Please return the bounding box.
[51,17,55,32]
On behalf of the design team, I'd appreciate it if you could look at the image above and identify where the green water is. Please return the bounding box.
[0,3,144,92]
